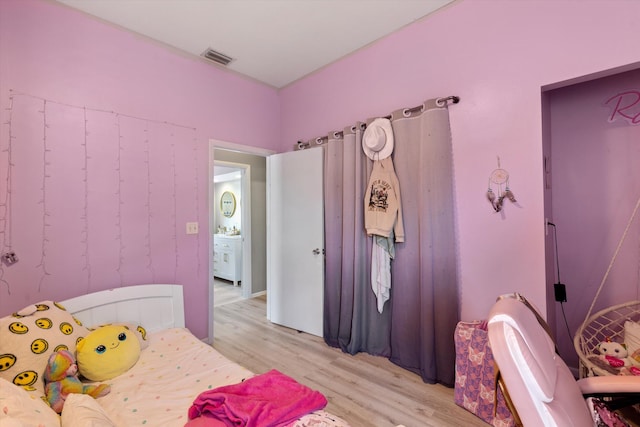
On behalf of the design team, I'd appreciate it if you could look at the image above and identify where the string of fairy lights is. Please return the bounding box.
[115,114,124,284]
[170,129,179,280]
[144,121,153,280]
[192,127,201,277]
[1,90,202,294]
[0,96,14,293]
[36,100,52,291]
[82,107,91,288]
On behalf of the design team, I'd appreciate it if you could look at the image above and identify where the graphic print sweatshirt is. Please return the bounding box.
[364,157,404,242]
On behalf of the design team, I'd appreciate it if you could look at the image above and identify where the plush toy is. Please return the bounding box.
[620,366,640,376]
[598,339,632,368]
[76,324,141,382]
[43,349,110,413]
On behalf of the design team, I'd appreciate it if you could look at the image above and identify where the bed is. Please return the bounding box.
[0,284,350,427]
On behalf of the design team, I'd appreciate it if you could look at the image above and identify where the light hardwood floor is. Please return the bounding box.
[213,278,243,307]
[212,295,489,427]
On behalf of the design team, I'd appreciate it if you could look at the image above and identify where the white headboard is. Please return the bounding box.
[60,284,185,332]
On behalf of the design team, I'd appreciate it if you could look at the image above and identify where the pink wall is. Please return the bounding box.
[2,0,640,352]
[549,69,640,366]
[279,0,640,324]
[0,0,280,339]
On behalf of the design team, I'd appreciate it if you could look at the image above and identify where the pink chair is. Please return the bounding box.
[487,293,640,427]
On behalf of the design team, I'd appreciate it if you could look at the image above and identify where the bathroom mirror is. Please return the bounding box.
[220,191,236,218]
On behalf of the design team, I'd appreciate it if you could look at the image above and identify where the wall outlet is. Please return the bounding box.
[186,222,199,235]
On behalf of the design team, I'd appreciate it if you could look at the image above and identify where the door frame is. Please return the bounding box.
[208,139,274,342]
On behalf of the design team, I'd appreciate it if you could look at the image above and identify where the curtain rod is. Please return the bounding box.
[438,95,460,105]
[296,95,459,150]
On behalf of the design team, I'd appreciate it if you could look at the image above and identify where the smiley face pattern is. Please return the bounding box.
[0,300,89,399]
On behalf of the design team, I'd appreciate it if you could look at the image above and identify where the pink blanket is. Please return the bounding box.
[186,369,327,427]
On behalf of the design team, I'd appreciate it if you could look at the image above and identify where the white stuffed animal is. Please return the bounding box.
[598,339,632,368]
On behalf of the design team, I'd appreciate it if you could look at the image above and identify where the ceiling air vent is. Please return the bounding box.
[201,48,234,66]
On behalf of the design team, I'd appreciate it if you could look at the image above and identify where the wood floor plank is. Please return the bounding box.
[213,279,243,306]
[212,296,489,427]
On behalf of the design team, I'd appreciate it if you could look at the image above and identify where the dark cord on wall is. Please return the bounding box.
[548,221,573,341]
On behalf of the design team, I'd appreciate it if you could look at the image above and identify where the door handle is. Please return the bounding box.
[312,248,324,255]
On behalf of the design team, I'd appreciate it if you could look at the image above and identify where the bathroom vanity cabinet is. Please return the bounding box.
[213,235,242,286]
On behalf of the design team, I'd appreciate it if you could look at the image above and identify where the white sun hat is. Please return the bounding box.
[362,118,394,160]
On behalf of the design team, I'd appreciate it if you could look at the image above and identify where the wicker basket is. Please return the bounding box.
[574,300,640,377]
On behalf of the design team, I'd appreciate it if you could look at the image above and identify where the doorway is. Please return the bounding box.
[213,161,247,306]
[542,67,640,371]
[208,140,272,341]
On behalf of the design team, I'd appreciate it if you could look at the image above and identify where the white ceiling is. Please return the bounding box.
[55,0,455,89]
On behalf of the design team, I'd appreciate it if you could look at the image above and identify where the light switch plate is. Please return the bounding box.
[186,222,199,235]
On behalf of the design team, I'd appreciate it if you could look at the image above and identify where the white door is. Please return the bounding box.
[267,148,324,337]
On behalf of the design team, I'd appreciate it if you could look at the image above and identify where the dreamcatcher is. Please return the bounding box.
[486,157,517,212]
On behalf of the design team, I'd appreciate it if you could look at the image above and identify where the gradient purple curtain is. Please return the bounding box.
[322,99,459,386]
[323,124,391,356]
[388,99,459,386]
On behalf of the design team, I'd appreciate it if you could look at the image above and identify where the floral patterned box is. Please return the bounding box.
[454,320,515,427]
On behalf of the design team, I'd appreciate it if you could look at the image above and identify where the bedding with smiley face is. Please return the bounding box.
[0,301,90,399]
[1,300,350,427]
